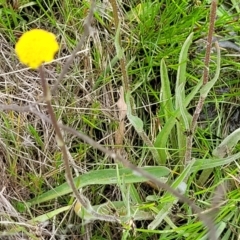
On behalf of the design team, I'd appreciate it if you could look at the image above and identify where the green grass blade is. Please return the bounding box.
[176,83,192,135]
[160,58,177,150]
[212,128,240,158]
[175,32,194,161]
[30,206,71,223]
[161,58,175,123]
[148,161,193,230]
[191,152,240,172]
[175,32,194,104]
[155,78,202,164]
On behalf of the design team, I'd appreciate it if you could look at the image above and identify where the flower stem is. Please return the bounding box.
[184,0,218,166]
[39,65,119,223]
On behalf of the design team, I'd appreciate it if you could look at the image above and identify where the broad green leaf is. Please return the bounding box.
[176,83,192,132]
[175,32,194,104]
[212,128,240,158]
[114,22,124,59]
[28,166,170,206]
[155,33,199,164]
[191,152,240,172]
[161,58,174,123]
[160,59,177,149]
[175,32,194,161]
[155,78,203,163]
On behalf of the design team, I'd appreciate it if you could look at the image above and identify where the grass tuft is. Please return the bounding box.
[0,0,240,239]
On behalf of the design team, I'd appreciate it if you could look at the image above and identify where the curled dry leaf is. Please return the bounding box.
[115,87,127,152]
[116,86,127,121]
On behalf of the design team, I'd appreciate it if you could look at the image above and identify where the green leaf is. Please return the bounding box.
[161,58,174,123]
[155,33,197,164]
[191,152,240,172]
[126,91,143,132]
[28,166,170,206]
[160,59,177,150]
[155,76,202,164]
[175,32,194,161]
[200,41,221,98]
[30,206,71,224]
[175,32,194,104]
[212,128,240,158]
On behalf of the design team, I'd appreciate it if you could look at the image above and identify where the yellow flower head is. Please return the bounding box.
[15,29,59,69]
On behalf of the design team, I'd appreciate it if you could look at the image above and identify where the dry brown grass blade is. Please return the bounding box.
[115,86,127,154]
[116,86,127,122]
[51,0,96,95]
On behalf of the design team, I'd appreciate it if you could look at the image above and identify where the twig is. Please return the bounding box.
[184,0,218,165]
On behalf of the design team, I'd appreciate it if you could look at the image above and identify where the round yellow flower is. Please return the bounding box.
[15,29,59,69]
